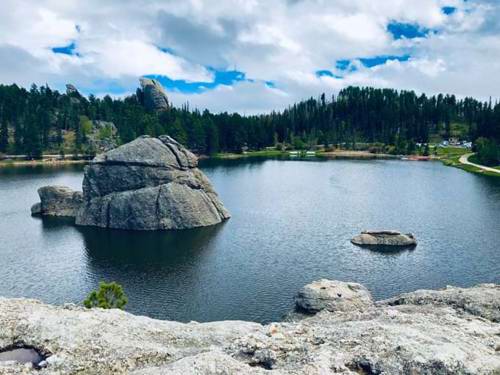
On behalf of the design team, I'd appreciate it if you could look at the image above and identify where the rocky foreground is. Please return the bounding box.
[0,280,499,374]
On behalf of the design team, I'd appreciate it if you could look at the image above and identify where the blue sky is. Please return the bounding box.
[0,0,499,113]
[52,41,80,56]
[387,22,431,39]
[145,70,246,94]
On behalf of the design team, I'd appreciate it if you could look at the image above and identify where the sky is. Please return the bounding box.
[1,0,499,114]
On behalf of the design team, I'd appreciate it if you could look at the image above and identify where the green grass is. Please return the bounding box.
[210,149,325,159]
[435,146,470,158]
[441,153,500,177]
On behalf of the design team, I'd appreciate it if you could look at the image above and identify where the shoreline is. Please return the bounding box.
[5,150,498,177]
[440,152,500,177]
[207,150,402,160]
[0,158,89,168]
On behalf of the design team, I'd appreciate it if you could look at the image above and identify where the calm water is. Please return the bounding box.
[0,159,499,323]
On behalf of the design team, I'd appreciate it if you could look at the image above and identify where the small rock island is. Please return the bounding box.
[351,230,417,247]
[31,135,230,230]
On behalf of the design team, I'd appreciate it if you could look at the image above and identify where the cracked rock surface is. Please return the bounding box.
[32,135,230,230]
[30,186,83,217]
[0,280,498,374]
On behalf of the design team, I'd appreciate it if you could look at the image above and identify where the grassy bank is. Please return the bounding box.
[438,148,500,177]
[210,150,287,159]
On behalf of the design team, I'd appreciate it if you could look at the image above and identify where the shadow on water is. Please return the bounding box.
[36,215,76,229]
[77,223,225,269]
[353,244,418,255]
[74,223,228,321]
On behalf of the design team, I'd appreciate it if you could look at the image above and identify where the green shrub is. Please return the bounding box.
[84,281,128,309]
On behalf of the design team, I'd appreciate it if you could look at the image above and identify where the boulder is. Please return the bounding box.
[139,78,170,112]
[75,135,230,230]
[381,283,500,322]
[30,186,83,217]
[351,230,417,247]
[295,279,373,314]
[0,282,499,374]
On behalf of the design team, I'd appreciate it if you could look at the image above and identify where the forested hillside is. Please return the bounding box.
[0,83,499,163]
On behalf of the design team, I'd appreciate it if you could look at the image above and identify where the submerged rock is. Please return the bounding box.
[75,135,230,230]
[30,186,83,218]
[0,282,498,374]
[139,78,170,112]
[351,230,417,247]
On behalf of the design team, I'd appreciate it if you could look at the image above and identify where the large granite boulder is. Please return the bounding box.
[0,282,498,374]
[139,78,170,111]
[351,230,417,247]
[30,186,83,217]
[75,135,230,230]
[295,279,373,314]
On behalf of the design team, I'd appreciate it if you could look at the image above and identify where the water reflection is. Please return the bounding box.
[76,224,227,321]
[355,244,417,255]
[78,224,224,267]
[37,215,76,229]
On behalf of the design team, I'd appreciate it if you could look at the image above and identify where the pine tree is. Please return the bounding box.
[84,281,128,309]
[0,120,8,153]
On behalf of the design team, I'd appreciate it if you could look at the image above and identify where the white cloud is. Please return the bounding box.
[0,0,498,112]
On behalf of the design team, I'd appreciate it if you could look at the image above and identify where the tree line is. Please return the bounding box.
[0,83,499,164]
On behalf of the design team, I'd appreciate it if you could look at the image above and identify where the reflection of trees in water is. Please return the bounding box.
[200,156,328,173]
[200,157,269,173]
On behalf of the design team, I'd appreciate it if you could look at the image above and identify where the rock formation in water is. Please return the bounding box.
[0,281,498,374]
[31,136,230,230]
[31,186,83,217]
[351,230,417,247]
[139,78,170,111]
[75,135,230,230]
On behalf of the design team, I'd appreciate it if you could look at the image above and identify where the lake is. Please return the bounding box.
[0,158,499,323]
